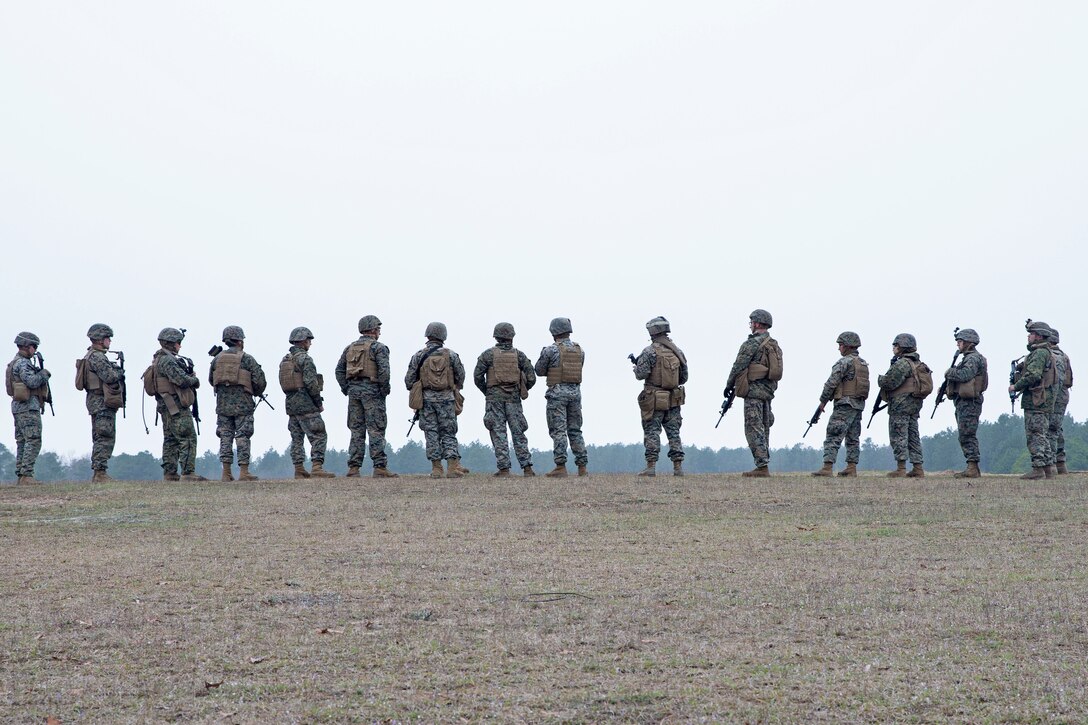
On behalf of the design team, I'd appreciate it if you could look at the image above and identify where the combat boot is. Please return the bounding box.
[221,463,234,482]
[164,471,180,482]
[181,473,208,482]
[238,464,259,481]
[577,464,588,477]
[1020,467,1045,480]
[906,464,925,478]
[545,465,568,478]
[346,466,361,478]
[430,461,444,479]
[1044,465,1057,479]
[1057,462,1069,474]
[294,463,311,479]
[954,462,981,479]
[522,465,536,477]
[493,468,511,478]
[811,463,834,478]
[91,470,113,483]
[310,462,335,479]
[673,460,684,477]
[451,460,470,475]
[637,461,656,477]
[743,466,770,478]
[887,462,908,478]
[837,463,858,477]
[373,466,398,478]
[446,460,466,479]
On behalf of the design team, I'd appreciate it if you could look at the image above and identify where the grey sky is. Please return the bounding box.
[3,3,1085,461]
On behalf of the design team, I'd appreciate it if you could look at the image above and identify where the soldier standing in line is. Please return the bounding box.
[1010,320,1059,479]
[281,327,335,479]
[876,333,929,478]
[1046,328,1073,474]
[943,328,988,479]
[209,325,267,482]
[724,309,782,477]
[78,323,125,482]
[633,316,688,477]
[148,328,205,481]
[405,322,469,479]
[811,331,868,478]
[474,322,537,477]
[6,332,50,485]
[534,317,589,478]
[335,315,397,478]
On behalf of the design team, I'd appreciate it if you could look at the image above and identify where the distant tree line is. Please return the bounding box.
[1,414,1081,482]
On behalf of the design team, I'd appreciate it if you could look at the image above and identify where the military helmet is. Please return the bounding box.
[1026,319,1052,335]
[424,321,448,341]
[836,331,861,348]
[549,317,573,335]
[87,323,114,341]
[1048,328,1061,344]
[358,315,382,333]
[893,333,917,350]
[646,316,670,336]
[289,326,314,343]
[222,325,246,342]
[158,327,185,343]
[749,309,773,327]
[493,322,516,339]
[955,328,980,345]
[14,331,41,347]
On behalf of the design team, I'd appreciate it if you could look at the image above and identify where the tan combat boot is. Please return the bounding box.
[373,466,398,478]
[811,463,834,478]
[221,463,234,482]
[181,473,208,482]
[294,463,311,479]
[887,462,908,478]
[637,461,656,477]
[838,463,858,477]
[310,462,335,479]
[1020,467,1045,480]
[522,465,536,477]
[346,466,361,477]
[451,460,470,475]
[446,460,466,479]
[430,461,444,479]
[954,462,981,479]
[238,464,259,481]
[1044,465,1057,479]
[742,466,770,478]
[545,465,568,478]
[164,471,180,482]
[673,460,684,477]
[493,469,512,478]
[1056,462,1069,474]
[577,465,588,477]
[91,470,113,483]
[906,464,925,478]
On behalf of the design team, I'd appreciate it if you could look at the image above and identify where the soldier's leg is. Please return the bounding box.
[507,402,532,470]
[763,401,774,459]
[743,399,770,467]
[235,414,254,466]
[484,401,511,470]
[843,408,862,464]
[420,401,441,461]
[907,416,923,465]
[1025,412,1051,470]
[91,410,116,471]
[216,414,236,464]
[546,398,569,465]
[288,416,306,464]
[175,410,198,475]
[13,413,26,476]
[364,397,388,469]
[15,411,42,477]
[642,410,664,463]
[888,415,908,462]
[436,400,461,460]
[663,406,684,462]
[161,409,179,475]
[566,399,588,467]
[956,402,981,463]
[822,406,850,465]
[346,397,367,467]
[1056,418,1066,464]
[301,413,328,464]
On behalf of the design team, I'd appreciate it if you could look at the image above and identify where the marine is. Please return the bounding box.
[1045,328,1073,474]
[724,309,782,477]
[335,315,398,478]
[208,325,267,482]
[811,331,868,478]
[632,316,688,477]
[78,323,125,482]
[147,327,205,481]
[534,317,589,477]
[876,333,929,478]
[6,332,51,485]
[404,322,469,479]
[281,327,335,479]
[943,328,988,478]
[473,322,537,477]
[1010,320,1059,479]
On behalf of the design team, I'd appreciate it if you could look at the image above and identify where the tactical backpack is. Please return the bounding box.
[345,340,377,380]
[649,343,682,390]
[279,353,304,393]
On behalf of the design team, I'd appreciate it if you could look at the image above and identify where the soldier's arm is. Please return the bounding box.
[247,355,267,395]
[534,347,553,377]
[633,346,655,381]
[879,359,910,391]
[334,348,349,393]
[301,354,322,404]
[726,339,757,388]
[819,359,847,403]
[518,351,536,389]
[374,343,391,393]
[678,354,689,386]
[161,356,196,388]
[404,351,421,390]
[207,358,216,387]
[88,353,124,385]
[1014,350,1045,391]
[16,359,50,388]
[945,355,980,383]
[451,352,466,389]
[473,351,489,393]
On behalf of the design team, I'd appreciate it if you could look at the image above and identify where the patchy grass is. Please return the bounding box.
[2,472,1087,722]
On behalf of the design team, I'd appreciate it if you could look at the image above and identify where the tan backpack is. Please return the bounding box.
[747,337,783,383]
[649,343,682,390]
[345,341,377,380]
[421,350,453,391]
[279,353,304,393]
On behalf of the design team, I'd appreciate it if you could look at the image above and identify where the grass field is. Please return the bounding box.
[2,471,1087,723]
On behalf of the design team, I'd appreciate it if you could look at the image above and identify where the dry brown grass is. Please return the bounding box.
[2,471,1088,723]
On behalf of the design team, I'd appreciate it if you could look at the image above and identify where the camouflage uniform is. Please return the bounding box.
[285,345,327,465]
[818,352,866,465]
[945,348,987,464]
[335,334,392,469]
[8,350,50,479]
[82,345,125,472]
[405,341,466,462]
[877,353,925,465]
[1048,342,1071,466]
[633,336,688,464]
[154,348,200,476]
[474,339,536,472]
[534,340,588,468]
[727,331,777,468]
[1012,340,1057,469]
[209,346,267,466]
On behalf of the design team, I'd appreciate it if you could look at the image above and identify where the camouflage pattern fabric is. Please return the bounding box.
[877,352,925,417]
[84,347,124,470]
[83,347,124,415]
[209,347,267,416]
[9,354,50,414]
[945,348,987,404]
[641,408,684,463]
[484,401,531,470]
[888,415,924,464]
[289,412,327,465]
[743,398,774,467]
[727,332,777,400]
[404,342,466,404]
[154,348,199,414]
[420,399,461,462]
[535,338,588,466]
[822,404,862,465]
[1049,347,1069,464]
[335,335,392,399]
[534,339,584,402]
[954,399,982,463]
[347,396,388,468]
[1024,411,1052,469]
[284,345,323,416]
[13,410,42,477]
[162,409,197,476]
[1012,343,1056,413]
[216,413,255,465]
[819,352,866,410]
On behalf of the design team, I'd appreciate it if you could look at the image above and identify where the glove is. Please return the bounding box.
[722,387,733,398]
[189,376,201,389]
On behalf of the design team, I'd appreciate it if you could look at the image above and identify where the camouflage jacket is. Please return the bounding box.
[284,345,323,416]
[877,352,924,417]
[335,335,391,400]
[474,341,536,402]
[404,342,465,403]
[820,351,866,410]
[633,336,689,386]
[945,348,987,404]
[209,346,267,416]
[1013,343,1056,413]
[534,338,583,402]
[84,346,124,415]
[154,348,199,413]
[727,332,776,401]
[9,353,50,415]
[1051,344,1071,409]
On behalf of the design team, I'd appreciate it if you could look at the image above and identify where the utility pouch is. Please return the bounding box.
[734,373,751,399]
[653,390,672,411]
[454,388,465,416]
[408,381,424,411]
[637,389,655,421]
[670,386,686,407]
[103,383,124,410]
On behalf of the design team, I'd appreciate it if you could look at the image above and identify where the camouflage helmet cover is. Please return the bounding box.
[358,315,382,333]
[549,317,573,335]
[1048,328,1060,344]
[87,323,114,341]
[749,309,773,327]
[893,333,917,349]
[646,316,670,335]
[222,325,246,342]
[14,331,41,347]
[289,326,314,343]
[1025,319,1052,335]
[425,321,448,341]
[955,328,980,345]
[158,327,184,343]
[836,331,861,347]
[493,322,516,339]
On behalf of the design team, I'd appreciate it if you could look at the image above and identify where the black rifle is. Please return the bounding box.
[33,352,55,416]
[178,352,201,435]
[108,350,127,419]
[929,328,961,419]
[407,411,419,437]
[803,406,823,438]
[866,355,898,429]
[627,353,638,365]
[716,388,736,429]
[1009,356,1024,412]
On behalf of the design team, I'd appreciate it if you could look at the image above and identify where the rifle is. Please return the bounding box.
[256,393,275,411]
[33,352,55,416]
[407,411,419,437]
[930,327,960,419]
[627,353,638,365]
[108,350,127,419]
[866,355,898,428]
[1009,356,1024,412]
[716,388,736,429]
[177,352,201,435]
[803,406,822,438]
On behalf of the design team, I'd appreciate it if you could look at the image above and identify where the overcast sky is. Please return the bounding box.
[3,3,1085,462]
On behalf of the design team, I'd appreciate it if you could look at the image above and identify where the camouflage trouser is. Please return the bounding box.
[954,399,982,463]
[217,413,255,465]
[420,400,460,462]
[484,400,531,470]
[822,404,861,465]
[1024,411,1052,469]
[642,406,684,463]
[13,410,43,477]
[546,397,588,466]
[347,395,389,468]
[743,398,774,468]
[1049,402,1067,464]
[162,408,197,475]
[289,412,328,465]
[888,414,923,464]
[90,410,117,471]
